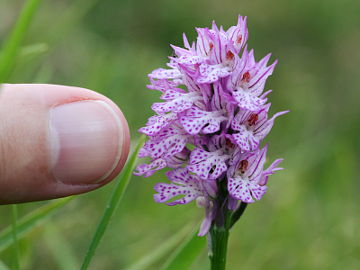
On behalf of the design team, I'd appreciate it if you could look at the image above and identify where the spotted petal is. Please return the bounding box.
[134,158,167,177]
[197,63,232,84]
[152,92,202,114]
[232,89,267,111]
[175,54,203,65]
[149,68,182,80]
[180,107,227,135]
[154,168,203,205]
[160,89,186,100]
[139,113,177,136]
[143,126,189,159]
[231,126,259,152]
[188,148,229,180]
[147,78,181,92]
[228,176,267,203]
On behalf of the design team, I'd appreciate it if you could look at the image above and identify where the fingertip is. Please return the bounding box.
[0,84,131,203]
[96,100,131,186]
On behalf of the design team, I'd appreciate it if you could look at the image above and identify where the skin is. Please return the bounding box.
[0,84,130,204]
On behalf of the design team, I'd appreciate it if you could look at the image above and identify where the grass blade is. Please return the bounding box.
[0,197,74,252]
[43,222,79,270]
[0,0,42,82]
[0,260,10,270]
[10,205,19,270]
[161,228,206,270]
[80,136,146,270]
[20,43,48,58]
[126,224,194,270]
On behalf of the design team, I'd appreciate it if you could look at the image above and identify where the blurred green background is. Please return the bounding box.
[0,0,359,269]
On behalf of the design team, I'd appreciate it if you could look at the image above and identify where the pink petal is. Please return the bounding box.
[149,68,182,80]
[180,107,226,135]
[232,89,266,111]
[139,113,177,136]
[228,177,255,203]
[134,158,167,177]
[188,148,229,180]
[226,15,248,53]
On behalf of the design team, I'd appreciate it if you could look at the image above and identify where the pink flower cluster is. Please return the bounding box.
[135,16,288,235]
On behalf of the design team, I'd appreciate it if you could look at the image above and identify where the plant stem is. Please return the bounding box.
[208,177,249,270]
[208,185,232,270]
[209,225,230,270]
[11,204,20,270]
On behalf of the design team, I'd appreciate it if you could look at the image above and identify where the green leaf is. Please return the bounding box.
[126,224,193,270]
[161,228,206,270]
[0,197,74,253]
[0,0,42,82]
[80,136,146,270]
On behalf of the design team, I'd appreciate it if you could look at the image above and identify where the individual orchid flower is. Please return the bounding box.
[134,148,190,177]
[188,147,230,180]
[154,168,217,236]
[151,91,203,114]
[227,145,283,203]
[140,124,190,160]
[227,48,277,111]
[229,104,289,151]
[226,15,248,53]
[138,113,178,136]
[154,168,217,205]
[180,107,228,135]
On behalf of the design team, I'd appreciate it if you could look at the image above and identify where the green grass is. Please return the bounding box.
[43,222,80,270]
[80,136,146,270]
[161,228,206,270]
[0,0,41,82]
[10,205,19,270]
[0,0,359,269]
[0,198,74,252]
[126,223,195,270]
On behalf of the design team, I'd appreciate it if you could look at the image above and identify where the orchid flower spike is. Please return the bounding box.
[134,15,288,236]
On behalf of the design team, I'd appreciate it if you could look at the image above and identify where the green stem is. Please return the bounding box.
[209,225,230,270]
[208,177,248,270]
[11,205,20,270]
[207,177,232,270]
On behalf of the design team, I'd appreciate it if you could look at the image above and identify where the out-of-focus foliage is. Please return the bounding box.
[0,0,359,269]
